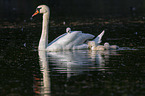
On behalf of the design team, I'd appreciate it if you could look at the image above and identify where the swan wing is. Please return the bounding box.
[93,30,105,45]
[46,31,94,51]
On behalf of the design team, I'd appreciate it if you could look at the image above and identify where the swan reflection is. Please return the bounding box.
[37,50,117,95]
[38,51,51,96]
[48,50,117,74]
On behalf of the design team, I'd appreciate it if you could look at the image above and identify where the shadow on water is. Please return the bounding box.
[0,17,145,96]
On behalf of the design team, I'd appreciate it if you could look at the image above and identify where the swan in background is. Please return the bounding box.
[32,5,105,51]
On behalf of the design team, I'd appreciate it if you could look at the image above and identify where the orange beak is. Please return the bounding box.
[32,10,39,17]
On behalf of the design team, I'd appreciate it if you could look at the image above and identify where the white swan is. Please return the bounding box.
[66,27,71,33]
[32,5,104,51]
[88,41,119,50]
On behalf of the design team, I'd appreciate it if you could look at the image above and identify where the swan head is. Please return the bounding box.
[66,27,71,33]
[104,42,110,50]
[32,5,50,17]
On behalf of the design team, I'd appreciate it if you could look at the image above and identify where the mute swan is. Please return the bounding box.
[32,5,105,51]
[88,41,119,50]
[104,42,119,50]
[66,27,71,33]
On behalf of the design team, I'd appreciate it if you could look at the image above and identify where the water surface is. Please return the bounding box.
[0,17,145,96]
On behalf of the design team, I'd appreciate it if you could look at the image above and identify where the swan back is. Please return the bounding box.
[46,31,94,51]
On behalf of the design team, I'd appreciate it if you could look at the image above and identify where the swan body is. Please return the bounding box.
[46,31,95,51]
[88,41,119,50]
[104,42,119,50]
[32,5,105,51]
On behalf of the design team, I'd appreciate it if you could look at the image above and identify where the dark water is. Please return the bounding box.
[0,17,145,96]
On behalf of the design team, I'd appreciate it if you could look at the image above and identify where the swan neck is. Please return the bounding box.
[39,13,49,50]
[42,13,49,33]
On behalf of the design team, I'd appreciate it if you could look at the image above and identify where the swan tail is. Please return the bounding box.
[93,30,105,45]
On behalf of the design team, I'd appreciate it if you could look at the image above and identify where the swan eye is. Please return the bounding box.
[36,7,42,12]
